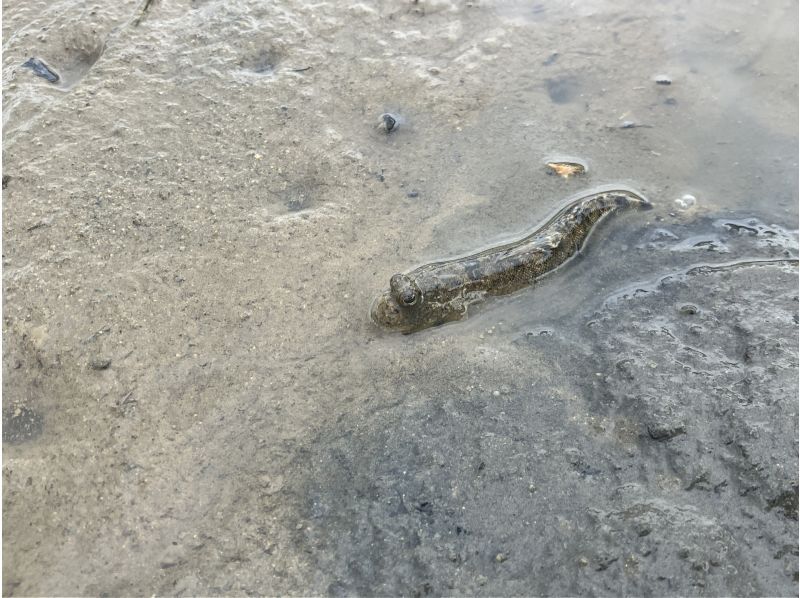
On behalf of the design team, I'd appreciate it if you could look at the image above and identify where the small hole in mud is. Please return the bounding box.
[240,48,282,75]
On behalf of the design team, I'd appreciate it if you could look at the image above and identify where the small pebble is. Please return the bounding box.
[679,304,699,315]
[406,190,419,198]
[378,113,399,133]
[654,74,672,85]
[495,553,507,563]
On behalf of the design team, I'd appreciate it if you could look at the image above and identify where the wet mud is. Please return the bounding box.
[3,0,797,595]
[299,261,798,596]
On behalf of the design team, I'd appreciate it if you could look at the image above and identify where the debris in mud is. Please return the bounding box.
[378,113,400,133]
[21,57,60,83]
[89,358,112,370]
[545,160,587,178]
[542,51,559,66]
[133,0,156,26]
[2,175,10,189]
[25,218,52,232]
[617,120,653,129]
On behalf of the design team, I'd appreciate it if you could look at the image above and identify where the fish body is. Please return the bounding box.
[371,188,651,333]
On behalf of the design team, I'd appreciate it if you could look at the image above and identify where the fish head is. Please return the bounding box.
[370,273,461,334]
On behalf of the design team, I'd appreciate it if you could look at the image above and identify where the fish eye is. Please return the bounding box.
[400,289,417,306]
[389,273,421,307]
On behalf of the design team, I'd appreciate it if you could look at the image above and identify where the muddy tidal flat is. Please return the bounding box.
[3,0,798,595]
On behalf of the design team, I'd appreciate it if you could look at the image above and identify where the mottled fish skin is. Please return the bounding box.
[371,188,652,333]
[21,57,60,83]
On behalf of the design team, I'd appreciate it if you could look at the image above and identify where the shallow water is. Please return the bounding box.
[3,0,798,594]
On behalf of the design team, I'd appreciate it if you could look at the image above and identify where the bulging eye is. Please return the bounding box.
[390,273,421,306]
[400,289,417,306]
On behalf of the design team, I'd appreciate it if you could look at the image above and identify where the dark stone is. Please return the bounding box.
[380,113,399,133]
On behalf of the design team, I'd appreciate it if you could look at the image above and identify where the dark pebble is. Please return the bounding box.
[654,75,672,85]
[406,191,419,198]
[90,358,112,370]
[2,175,9,189]
[380,113,398,133]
